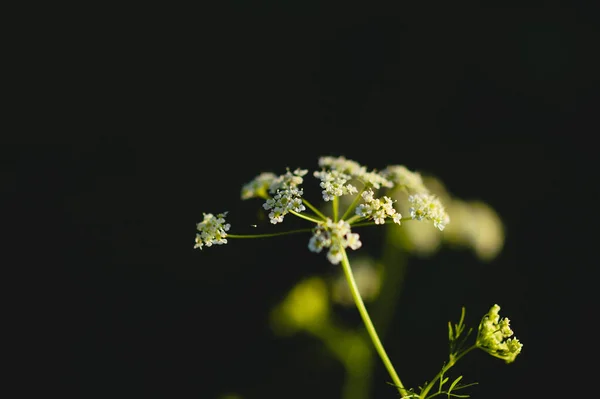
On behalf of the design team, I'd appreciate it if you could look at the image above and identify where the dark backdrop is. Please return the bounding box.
[11,3,598,399]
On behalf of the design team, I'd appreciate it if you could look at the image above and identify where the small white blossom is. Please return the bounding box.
[476,304,523,363]
[315,156,393,201]
[381,165,429,194]
[345,231,362,250]
[314,169,358,201]
[359,170,394,190]
[262,168,307,224]
[355,189,402,225]
[241,172,277,200]
[362,189,375,202]
[194,212,231,250]
[308,219,362,265]
[408,193,450,231]
[318,156,365,175]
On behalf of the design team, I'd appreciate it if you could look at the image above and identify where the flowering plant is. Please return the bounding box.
[195,156,522,398]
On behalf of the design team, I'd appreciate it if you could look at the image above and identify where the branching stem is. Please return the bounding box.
[418,345,477,399]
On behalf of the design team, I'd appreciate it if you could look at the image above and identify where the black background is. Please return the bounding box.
[10,2,599,399]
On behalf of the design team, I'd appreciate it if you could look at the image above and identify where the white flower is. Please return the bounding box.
[262,168,307,224]
[241,172,277,200]
[314,168,358,201]
[381,165,429,194]
[194,212,231,249]
[308,219,362,265]
[358,170,393,190]
[314,156,393,201]
[318,156,365,175]
[408,193,450,231]
[355,189,402,225]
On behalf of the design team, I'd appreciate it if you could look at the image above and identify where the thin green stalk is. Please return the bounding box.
[227,228,313,239]
[340,186,370,221]
[302,198,328,221]
[351,217,413,228]
[345,214,364,225]
[418,345,477,399]
[290,210,323,224]
[340,247,409,398]
[333,196,339,222]
[341,224,410,399]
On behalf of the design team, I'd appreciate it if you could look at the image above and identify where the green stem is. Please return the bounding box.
[333,196,339,222]
[302,198,328,221]
[290,210,323,224]
[226,228,313,239]
[340,247,408,398]
[350,217,413,228]
[418,345,477,399]
[345,214,364,225]
[340,186,369,221]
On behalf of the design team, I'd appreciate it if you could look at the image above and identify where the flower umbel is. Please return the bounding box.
[314,155,393,202]
[263,168,308,224]
[408,193,450,231]
[308,218,362,265]
[192,155,518,399]
[355,189,402,225]
[194,212,231,250]
[381,164,429,194]
[241,172,277,200]
[476,304,523,363]
[314,168,359,201]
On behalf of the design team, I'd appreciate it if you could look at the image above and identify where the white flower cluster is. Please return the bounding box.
[314,156,393,201]
[194,212,230,250]
[359,169,394,190]
[313,168,359,201]
[241,172,277,200]
[196,156,454,255]
[263,168,308,224]
[355,189,402,225]
[476,304,523,364]
[408,193,450,231]
[318,155,364,174]
[308,218,362,265]
[381,165,429,194]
